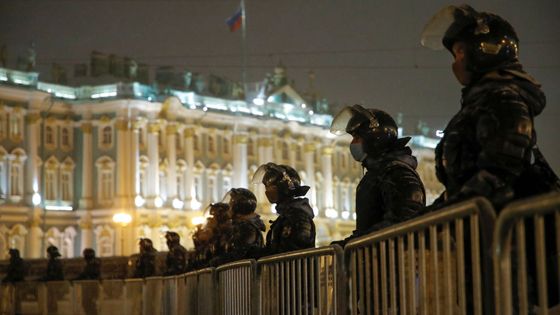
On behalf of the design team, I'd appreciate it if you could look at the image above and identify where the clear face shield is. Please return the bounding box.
[330,104,379,136]
[421,5,479,50]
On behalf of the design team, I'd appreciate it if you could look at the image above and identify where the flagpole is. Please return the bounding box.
[241,0,247,97]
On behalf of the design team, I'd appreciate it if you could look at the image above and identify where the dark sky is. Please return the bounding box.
[1,0,559,172]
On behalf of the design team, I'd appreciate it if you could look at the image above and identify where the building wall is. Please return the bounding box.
[0,79,443,259]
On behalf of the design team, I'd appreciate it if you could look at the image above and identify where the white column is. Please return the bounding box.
[166,124,178,203]
[79,217,93,252]
[25,113,40,206]
[304,142,317,211]
[256,136,272,211]
[27,208,42,258]
[321,146,335,216]
[146,122,160,207]
[115,119,131,208]
[131,121,141,200]
[232,133,248,188]
[79,122,93,209]
[289,142,297,167]
[184,127,195,209]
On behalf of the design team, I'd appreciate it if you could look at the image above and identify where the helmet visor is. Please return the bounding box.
[251,164,270,186]
[330,106,356,136]
[420,5,459,50]
[221,191,233,205]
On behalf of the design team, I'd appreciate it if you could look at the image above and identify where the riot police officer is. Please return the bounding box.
[210,188,265,265]
[330,105,426,245]
[205,202,233,260]
[252,163,316,256]
[43,245,64,281]
[164,231,189,275]
[421,5,557,208]
[76,248,101,280]
[2,249,26,283]
[133,238,158,278]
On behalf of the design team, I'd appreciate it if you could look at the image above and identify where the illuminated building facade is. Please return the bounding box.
[0,65,443,259]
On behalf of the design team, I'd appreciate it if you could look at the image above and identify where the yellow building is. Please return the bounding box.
[0,65,442,259]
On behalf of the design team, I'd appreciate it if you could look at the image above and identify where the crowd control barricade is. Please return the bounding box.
[45,280,73,315]
[162,275,178,315]
[144,276,163,315]
[345,198,496,315]
[183,270,199,314]
[73,280,101,315]
[493,192,560,315]
[196,268,217,315]
[216,259,259,315]
[257,245,347,315]
[124,278,144,315]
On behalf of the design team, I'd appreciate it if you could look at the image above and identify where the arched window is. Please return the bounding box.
[102,126,112,145]
[207,135,215,153]
[45,126,55,145]
[61,128,71,148]
[96,156,115,206]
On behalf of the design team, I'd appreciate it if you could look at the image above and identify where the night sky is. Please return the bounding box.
[1,0,559,172]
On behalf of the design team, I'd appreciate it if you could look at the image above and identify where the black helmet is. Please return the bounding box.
[330,105,400,155]
[421,5,519,73]
[9,248,20,259]
[139,238,155,252]
[47,245,61,258]
[252,163,310,197]
[165,231,181,245]
[83,248,96,260]
[206,202,231,222]
[222,188,257,215]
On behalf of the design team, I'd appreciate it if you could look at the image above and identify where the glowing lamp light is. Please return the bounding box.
[352,213,357,220]
[134,195,145,207]
[252,98,264,106]
[190,199,202,210]
[301,103,306,108]
[270,205,277,214]
[192,216,206,226]
[325,209,339,218]
[436,130,444,138]
[112,213,132,227]
[309,110,314,115]
[32,192,42,206]
[341,211,350,220]
[202,106,208,112]
[172,198,184,209]
[154,197,164,208]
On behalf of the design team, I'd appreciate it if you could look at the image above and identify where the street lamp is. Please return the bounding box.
[112,212,132,256]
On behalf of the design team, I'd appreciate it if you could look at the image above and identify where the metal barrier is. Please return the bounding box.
[493,192,560,315]
[344,198,496,315]
[216,259,259,315]
[257,245,347,315]
[196,268,217,315]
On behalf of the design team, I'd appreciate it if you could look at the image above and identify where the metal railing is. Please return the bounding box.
[216,259,259,315]
[344,198,496,315]
[4,194,560,314]
[493,192,560,315]
[257,245,347,315]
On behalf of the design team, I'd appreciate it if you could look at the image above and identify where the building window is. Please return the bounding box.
[96,157,115,206]
[194,175,202,202]
[296,145,302,161]
[208,135,215,154]
[193,135,199,152]
[248,138,254,157]
[45,126,55,147]
[100,172,113,201]
[60,172,72,201]
[9,163,22,197]
[176,132,183,153]
[45,170,57,200]
[9,112,22,141]
[138,127,145,147]
[208,177,216,202]
[60,127,72,150]
[222,177,231,196]
[223,137,230,155]
[0,112,6,140]
[102,126,112,146]
[282,142,289,161]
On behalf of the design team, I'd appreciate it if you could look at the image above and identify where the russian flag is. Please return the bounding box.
[226,8,242,32]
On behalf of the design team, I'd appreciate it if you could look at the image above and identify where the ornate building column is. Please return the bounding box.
[232,133,248,188]
[256,136,272,211]
[166,124,178,205]
[289,142,297,167]
[183,127,195,210]
[27,208,42,258]
[146,122,160,208]
[321,146,335,216]
[131,120,141,202]
[304,142,317,211]
[79,122,94,209]
[115,119,132,208]
[79,213,93,252]
[25,113,40,206]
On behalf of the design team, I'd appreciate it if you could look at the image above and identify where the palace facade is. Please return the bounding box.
[0,65,443,259]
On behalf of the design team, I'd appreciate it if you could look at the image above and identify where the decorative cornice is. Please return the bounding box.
[233,134,248,144]
[80,122,93,133]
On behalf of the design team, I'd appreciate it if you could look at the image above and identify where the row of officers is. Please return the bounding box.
[2,5,559,307]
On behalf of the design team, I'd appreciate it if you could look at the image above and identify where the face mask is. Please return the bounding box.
[350,142,368,162]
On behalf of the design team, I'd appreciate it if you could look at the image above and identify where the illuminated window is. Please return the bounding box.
[45,170,57,200]
[282,142,289,161]
[100,172,113,201]
[9,163,22,197]
[96,157,115,206]
[45,126,55,146]
[9,112,22,141]
[102,126,112,146]
[60,172,72,201]
[0,112,6,139]
[193,135,199,151]
[208,135,215,153]
[138,127,145,147]
[223,137,230,155]
[247,138,254,157]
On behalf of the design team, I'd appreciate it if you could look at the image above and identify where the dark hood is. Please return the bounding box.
[240,213,266,232]
[275,197,315,218]
[466,62,546,116]
[363,144,418,173]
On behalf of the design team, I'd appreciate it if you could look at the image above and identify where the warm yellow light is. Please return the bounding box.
[112,213,132,227]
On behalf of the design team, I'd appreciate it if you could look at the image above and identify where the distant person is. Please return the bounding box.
[330,105,426,246]
[421,5,559,209]
[133,238,157,278]
[252,163,315,256]
[205,202,233,261]
[2,249,26,283]
[164,232,189,276]
[76,248,101,280]
[43,245,64,281]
